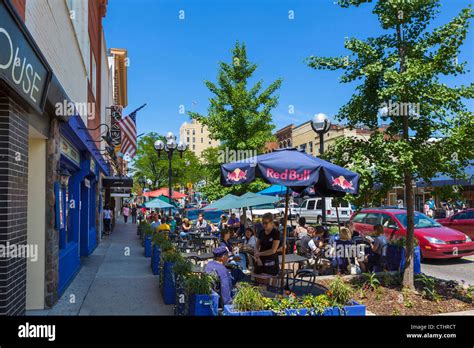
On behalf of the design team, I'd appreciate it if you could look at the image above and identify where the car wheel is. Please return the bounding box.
[317,216,322,224]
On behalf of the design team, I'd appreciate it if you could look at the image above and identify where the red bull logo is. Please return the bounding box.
[227,168,247,182]
[266,168,311,181]
[331,176,354,191]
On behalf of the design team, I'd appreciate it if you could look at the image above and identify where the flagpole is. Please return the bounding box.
[280,187,290,293]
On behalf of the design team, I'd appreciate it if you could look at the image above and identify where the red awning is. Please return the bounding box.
[143,188,187,199]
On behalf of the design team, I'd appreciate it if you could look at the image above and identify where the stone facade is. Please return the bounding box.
[44,117,60,308]
[0,89,29,315]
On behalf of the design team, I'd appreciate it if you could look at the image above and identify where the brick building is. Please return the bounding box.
[0,0,116,315]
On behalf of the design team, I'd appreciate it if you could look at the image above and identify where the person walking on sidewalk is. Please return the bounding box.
[123,205,130,223]
[103,204,113,236]
[131,204,137,224]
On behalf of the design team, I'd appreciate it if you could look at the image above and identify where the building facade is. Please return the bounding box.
[179,119,219,159]
[0,0,118,315]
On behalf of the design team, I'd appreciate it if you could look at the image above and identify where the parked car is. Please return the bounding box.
[297,198,353,224]
[276,202,299,218]
[436,209,474,239]
[350,208,474,259]
[232,204,281,219]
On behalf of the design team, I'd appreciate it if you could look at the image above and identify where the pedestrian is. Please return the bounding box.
[123,205,130,223]
[103,204,113,236]
[131,204,137,224]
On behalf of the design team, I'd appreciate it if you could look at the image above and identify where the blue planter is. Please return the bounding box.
[223,305,273,316]
[280,300,366,316]
[162,261,176,305]
[189,293,219,316]
[387,245,421,274]
[400,246,421,275]
[151,245,160,275]
[144,235,152,258]
[174,276,187,316]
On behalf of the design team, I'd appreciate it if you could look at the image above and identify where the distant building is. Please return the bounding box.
[180,120,220,159]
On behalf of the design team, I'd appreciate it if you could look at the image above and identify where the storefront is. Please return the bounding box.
[56,116,109,296]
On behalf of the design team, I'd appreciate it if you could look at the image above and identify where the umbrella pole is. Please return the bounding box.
[280,187,290,293]
[336,205,341,234]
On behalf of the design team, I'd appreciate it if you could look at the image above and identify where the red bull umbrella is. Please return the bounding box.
[221,148,360,196]
[221,148,360,293]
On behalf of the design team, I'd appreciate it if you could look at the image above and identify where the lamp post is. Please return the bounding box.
[311,113,331,225]
[154,132,187,216]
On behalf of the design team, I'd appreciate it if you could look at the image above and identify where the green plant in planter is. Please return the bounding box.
[389,236,419,247]
[173,258,192,279]
[162,249,182,263]
[327,276,354,307]
[142,223,154,237]
[185,273,213,296]
[232,283,266,312]
[152,233,168,247]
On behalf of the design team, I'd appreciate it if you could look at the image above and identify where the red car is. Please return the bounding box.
[350,208,474,259]
[436,209,474,240]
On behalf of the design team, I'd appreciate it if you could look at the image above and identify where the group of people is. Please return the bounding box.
[204,212,284,305]
[423,196,467,218]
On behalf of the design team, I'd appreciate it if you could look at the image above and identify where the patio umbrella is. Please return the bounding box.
[144,197,175,209]
[221,148,360,290]
[202,194,239,211]
[257,185,292,196]
[156,195,178,207]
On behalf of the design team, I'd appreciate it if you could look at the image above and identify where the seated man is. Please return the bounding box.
[205,246,234,306]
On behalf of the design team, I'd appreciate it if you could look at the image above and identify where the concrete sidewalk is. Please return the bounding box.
[27,219,173,316]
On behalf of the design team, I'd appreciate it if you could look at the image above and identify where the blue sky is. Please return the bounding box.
[104,0,473,138]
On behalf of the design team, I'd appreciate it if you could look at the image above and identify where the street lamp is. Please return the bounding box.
[311,113,331,225]
[154,132,188,215]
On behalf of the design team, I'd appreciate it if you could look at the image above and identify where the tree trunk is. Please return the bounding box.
[397,18,415,289]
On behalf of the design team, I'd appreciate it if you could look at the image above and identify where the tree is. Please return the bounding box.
[188,42,281,199]
[189,41,282,151]
[308,0,473,288]
[131,132,204,194]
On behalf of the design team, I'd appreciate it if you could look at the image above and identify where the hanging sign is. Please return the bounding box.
[110,105,123,152]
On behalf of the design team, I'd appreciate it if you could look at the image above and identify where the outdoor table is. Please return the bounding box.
[279,254,309,264]
[181,252,200,258]
[195,253,214,261]
[192,265,206,274]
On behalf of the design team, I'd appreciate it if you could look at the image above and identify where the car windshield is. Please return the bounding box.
[395,212,442,229]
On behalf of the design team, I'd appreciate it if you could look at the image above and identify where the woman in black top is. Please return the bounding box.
[254,213,280,276]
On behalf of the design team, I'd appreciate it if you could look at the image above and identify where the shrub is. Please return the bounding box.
[327,276,354,306]
[415,274,441,302]
[185,273,214,295]
[173,258,193,278]
[232,283,266,312]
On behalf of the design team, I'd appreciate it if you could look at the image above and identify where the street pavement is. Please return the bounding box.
[27,218,173,316]
[421,256,474,287]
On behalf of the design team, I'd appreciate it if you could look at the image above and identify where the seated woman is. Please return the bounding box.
[205,246,234,305]
[334,227,355,274]
[293,217,308,239]
[253,213,280,281]
[180,218,192,238]
[364,224,388,273]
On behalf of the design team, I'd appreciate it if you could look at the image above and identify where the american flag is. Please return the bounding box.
[118,110,137,159]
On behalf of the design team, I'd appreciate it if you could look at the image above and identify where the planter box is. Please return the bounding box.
[162,261,176,305]
[278,300,366,316]
[188,293,219,316]
[386,245,421,274]
[223,305,273,316]
[144,235,152,258]
[174,276,187,316]
[151,245,161,275]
